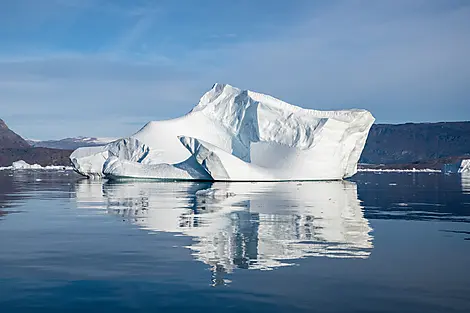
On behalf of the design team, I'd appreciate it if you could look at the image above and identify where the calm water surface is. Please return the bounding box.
[0,170,469,312]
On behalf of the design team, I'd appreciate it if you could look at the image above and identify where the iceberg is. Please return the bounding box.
[459,159,470,173]
[70,83,375,181]
[12,160,43,170]
[0,160,72,171]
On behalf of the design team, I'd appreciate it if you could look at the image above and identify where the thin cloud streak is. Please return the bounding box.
[0,0,469,138]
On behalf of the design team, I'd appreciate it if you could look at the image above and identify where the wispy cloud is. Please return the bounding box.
[0,0,469,139]
[198,1,470,121]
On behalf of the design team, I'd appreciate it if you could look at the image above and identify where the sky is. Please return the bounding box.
[0,0,469,140]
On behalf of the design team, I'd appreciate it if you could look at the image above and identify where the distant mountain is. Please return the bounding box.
[0,147,73,167]
[0,119,72,167]
[360,121,470,165]
[0,119,30,148]
[28,136,117,150]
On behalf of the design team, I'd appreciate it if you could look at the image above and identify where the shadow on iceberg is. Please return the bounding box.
[74,179,373,285]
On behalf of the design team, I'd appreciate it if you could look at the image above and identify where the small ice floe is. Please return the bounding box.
[358,168,441,173]
[12,160,42,169]
[0,160,73,171]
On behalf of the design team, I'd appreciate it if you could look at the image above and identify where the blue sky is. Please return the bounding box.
[0,0,469,139]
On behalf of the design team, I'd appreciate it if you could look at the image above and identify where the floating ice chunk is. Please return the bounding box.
[12,160,42,169]
[459,159,470,173]
[71,83,375,181]
[0,160,72,171]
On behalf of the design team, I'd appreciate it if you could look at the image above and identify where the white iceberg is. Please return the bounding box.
[459,159,470,173]
[70,83,375,181]
[0,160,72,171]
[12,160,43,170]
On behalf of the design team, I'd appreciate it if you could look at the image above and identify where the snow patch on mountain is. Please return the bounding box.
[28,136,118,150]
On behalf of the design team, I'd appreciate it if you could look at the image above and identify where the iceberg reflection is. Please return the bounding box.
[75,180,373,280]
[462,173,470,194]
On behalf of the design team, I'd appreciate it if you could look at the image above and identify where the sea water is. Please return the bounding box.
[0,171,469,312]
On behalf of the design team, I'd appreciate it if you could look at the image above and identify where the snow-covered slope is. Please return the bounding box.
[70,83,375,181]
[28,136,118,150]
